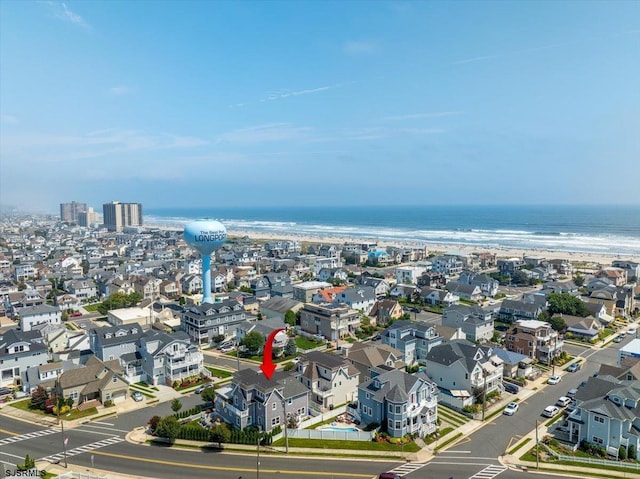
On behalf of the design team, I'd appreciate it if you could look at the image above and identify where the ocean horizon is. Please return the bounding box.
[145,205,640,257]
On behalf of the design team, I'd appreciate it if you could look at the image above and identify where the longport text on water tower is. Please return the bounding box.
[183,220,227,304]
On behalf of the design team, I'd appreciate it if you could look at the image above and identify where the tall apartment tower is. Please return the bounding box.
[60,201,87,223]
[78,207,98,227]
[102,201,143,232]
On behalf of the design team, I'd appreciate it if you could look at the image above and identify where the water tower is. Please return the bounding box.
[183,220,227,304]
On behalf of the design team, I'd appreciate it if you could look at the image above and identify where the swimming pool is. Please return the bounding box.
[319,426,360,432]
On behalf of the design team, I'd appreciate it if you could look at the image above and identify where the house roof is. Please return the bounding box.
[57,355,123,390]
[0,329,47,358]
[361,369,434,404]
[259,297,302,314]
[425,339,493,373]
[233,369,308,399]
[17,304,60,316]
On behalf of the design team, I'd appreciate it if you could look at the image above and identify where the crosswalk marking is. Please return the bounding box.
[386,462,428,475]
[0,428,58,446]
[469,464,508,479]
[40,436,125,463]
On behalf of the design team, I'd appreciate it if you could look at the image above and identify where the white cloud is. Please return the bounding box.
[344,41,376,56]
[216,123,312,144]
[108,86,131,96]
[381,112,464,121]
[45,1,91,29]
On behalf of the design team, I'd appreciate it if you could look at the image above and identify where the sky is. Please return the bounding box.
[1,0,639,212]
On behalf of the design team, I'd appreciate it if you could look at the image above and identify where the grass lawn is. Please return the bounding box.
[61,407,98,421]
[84,303,101,312]
[10,399,45,415]
[295,337,324,350]
[507,437,531,455]
[206,366,233,379]
[272,438,420,452]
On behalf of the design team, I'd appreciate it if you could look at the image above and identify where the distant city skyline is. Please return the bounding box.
[1,1,639,212]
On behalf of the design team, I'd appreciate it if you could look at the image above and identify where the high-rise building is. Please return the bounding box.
[60,201,87,223]
[102,201,143,232]
[78,207,98,227]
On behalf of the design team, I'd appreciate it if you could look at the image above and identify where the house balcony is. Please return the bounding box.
[167,354,203,369]
[538,340,564,354]
[216,398,249,418]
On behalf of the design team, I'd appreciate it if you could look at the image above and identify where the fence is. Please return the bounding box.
[286,428,373,442]
[542,443,640,471]
[298,404,346,429]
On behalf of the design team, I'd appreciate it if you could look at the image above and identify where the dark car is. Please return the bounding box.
[503,382,520,394]
[379,474,404,479]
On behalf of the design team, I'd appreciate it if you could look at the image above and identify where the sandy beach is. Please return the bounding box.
[225,229,629,267]
[146,223,634,267]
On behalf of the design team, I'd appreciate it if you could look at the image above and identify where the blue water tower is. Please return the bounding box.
[183,220,227,304]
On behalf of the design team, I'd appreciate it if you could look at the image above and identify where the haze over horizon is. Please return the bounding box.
[1,1,639,212]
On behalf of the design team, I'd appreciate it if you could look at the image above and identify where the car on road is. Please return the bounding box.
[131,391,144,402]
[567,388,578,398]
[542,405,560,418]
[379,473,404,479]
[503,382,520,394]
[503,402,519,416]
[556,396,572,407]
[195,383,214,394]
[547,375,561,385]
[614,335,624,343]
[567,362,581,373]
[628,328,637,335]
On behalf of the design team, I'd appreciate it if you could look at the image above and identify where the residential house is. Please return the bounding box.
[54,293,82,311]
[259,297,303,322]
[181,299,249,345]
[458,271,500,298]
[543,281,579,295]
[445,282,483,302]
[562,314,602,341]
[312,286,348,304]
[106,277,135,296]
[17,304,62,332]
[389,284,419,301]
[424,340,504,409]
[442,304,495,343]
[214,369,309,432]
[317,267,348,283]
[434,325,466,342]
[335,286,376,314]
[236,318,288,355]
[133,277,162,300]
[23,361,68,394]
[381,320,442,365]
[497,258,525,275]
[548,258,573,276]
[107,306,156,327]
[299,303,360,343]
[505,319,564,362]
[358,369,438,438]
[419,287,459,307]
[417,272,447,289]
[66,279,97,301]
[89,323,144,361]
[498,299,543,322]
[597,267,628,287]
[395,265,429,286]
[249,277,271,301]
[344,342,404,383]
[296,350,360,409]
[490,347,533,379]
[430,256,463,276]
[181,274,203,295]
[358,276,391,298]
[159,279,181,298]
[137,330,203,386]
[369,300,403,327]
[0,329,50,388]
[56,355,129,405]
[612,260,640,282]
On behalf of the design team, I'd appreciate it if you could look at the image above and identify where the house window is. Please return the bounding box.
[593,436,603,445]
[395,405,401,414]
[271,416,281,426]
[395,421,401,430]
[594,415,605,424]
[272,402,277,410]
[112,376,118,383]
[388,404,393,413]
[388,419,393,429]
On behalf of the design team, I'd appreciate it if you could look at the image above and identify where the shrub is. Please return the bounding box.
[149,415,161,430]
[629,444,637,460]
[619,445,627,460]
[103,399,114,408]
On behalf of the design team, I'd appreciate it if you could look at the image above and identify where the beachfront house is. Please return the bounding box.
[442,304,495,342]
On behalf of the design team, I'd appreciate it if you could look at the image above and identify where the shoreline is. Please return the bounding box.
[147,223,635,266]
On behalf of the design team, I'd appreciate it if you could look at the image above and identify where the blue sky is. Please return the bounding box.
[1,1,639,212]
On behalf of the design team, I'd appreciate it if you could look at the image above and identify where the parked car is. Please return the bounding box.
[503,382,520,394]
[613,335,624,343]
[503,402,519,416]
[628,328,637,335]
[379,473,404,479]
[195,383,213,394]
[372,334,381,341]
[219,345,235,353]
[131,391,144,402]
[567,388,578,398]
[567,362,581,373]
[542,405,560,418]
[556,396,572,407]
[217,341,234,350]
[547,375,561,385]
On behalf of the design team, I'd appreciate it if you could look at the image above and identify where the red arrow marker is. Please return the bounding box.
[260,328,286,380]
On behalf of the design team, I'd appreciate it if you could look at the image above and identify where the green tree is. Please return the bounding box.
[629,444,637,460]
[284,309,297,327]
[17,454,35,471]
[170,398,183,413]
[155,416,180,442]
[573,273,585,287]
[549,316,568,332]
[548,292,590,317]
[285,339,298,357]
[241,331,264,355]
[201,386,217,403]
[30,386,49,410]
[209,422,230,447]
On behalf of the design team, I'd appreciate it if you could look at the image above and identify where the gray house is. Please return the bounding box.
[181,299,250,345]
[442,304,495,342]
[89,323,144,361]
[381,320,442,366]
[424,340,504,409]
[0,329,50,389]
[358,369,438,438]
[214,369,309,432]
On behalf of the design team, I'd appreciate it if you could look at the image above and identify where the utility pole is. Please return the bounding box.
[552,335,557,376]
[256,432,260,479]
[535,420,539,470]
[283,398,289,454]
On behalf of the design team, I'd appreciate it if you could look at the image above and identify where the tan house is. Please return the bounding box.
[56,356,128,405]
[369,299,403,327]
[505,319,564,363]
[597,267,628,287]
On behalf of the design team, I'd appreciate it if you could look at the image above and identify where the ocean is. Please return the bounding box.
[145,205,640,257]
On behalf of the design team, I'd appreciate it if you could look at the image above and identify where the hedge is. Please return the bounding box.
[173,405,202,419]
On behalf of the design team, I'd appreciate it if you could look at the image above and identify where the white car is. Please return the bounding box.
[503,402,519,416]
[547,375,561,385]
[556,396,572,407]
[628,328,637,335]
[542,405,560,418]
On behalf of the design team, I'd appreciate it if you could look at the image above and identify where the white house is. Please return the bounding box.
[17,304,62,332]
